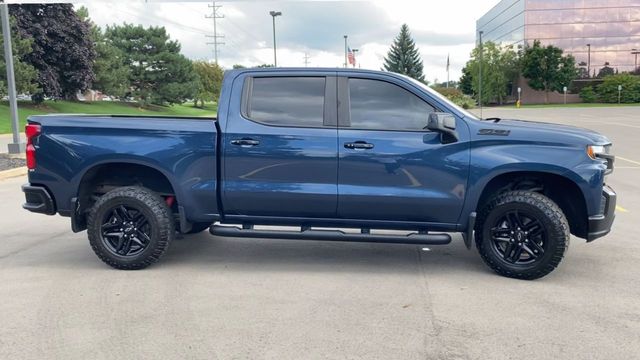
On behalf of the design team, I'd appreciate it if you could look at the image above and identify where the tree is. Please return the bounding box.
[192,60,223,108]
[465,41,519,105]
[459,66,474,96]
[11,4,96,102]
[77,6,130,98]
[383,24,425,82]
[521,40,577,103]
[0,17,38,97]
[597,62,615,78]
[105,24,198,105]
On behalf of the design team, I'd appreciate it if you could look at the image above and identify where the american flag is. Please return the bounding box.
[348,47,356,66]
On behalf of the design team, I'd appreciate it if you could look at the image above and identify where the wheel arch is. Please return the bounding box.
[474,170,589,239]
[73,160,182,231]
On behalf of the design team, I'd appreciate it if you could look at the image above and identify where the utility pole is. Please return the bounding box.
[205,1,224,64]
[343,35,348,68]
[478,31,484,119]
[632,48,639,73]
[1,3,23,154]
[269,11,282,67]
[303,52,311,67]
[586,43,591,78]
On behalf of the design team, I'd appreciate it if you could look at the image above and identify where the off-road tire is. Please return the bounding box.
[475,190,570,280]
[87,186,174,270]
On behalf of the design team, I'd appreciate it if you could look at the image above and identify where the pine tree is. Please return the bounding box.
[383,24,425,82]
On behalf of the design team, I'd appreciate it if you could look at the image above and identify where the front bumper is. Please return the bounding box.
[587,184,616,242]
[22,184,56,215]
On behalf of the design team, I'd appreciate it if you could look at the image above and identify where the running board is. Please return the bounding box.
[209,225,452,245]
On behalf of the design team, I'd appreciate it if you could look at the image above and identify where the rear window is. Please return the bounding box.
[246,77,326,127]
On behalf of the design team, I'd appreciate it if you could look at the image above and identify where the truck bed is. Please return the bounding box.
[27,114,220,222]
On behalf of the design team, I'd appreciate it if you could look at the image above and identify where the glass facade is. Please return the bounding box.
[477,0,640,73]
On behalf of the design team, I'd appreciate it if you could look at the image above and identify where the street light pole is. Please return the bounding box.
[269,11,282,67]
[1,3,23,154]
[586,43,591,77]
[478,30,483,119]
[343,35,348,68]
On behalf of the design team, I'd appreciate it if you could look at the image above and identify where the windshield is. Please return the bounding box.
[401,74,480,121]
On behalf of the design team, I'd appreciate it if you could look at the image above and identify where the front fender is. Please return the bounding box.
[459,140,606,225]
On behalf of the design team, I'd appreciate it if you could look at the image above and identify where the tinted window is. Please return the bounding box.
[248,77,325,127]
[348,78,434,131]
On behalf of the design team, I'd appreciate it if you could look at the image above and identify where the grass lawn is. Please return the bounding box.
[0,100,218,134]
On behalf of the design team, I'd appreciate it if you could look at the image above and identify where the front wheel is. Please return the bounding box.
[87,186,175,270]
[475,191,570,280]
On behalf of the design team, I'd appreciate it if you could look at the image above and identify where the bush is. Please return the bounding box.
[596,74,640,103]
[580,86,597,103]
[451,94,476,109]
[433,87,462,98]
[432,87,475,109]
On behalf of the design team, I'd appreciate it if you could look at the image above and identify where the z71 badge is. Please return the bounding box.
[478,129,511,136]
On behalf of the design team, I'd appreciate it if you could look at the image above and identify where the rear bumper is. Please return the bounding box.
[22,184,56,215]
[587,185,616,242]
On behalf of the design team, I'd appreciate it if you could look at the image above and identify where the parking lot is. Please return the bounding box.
[1,106,639,359]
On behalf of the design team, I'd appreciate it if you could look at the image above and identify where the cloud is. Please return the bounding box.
[74,0,497,81]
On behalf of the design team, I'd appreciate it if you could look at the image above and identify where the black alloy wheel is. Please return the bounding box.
[87,186,174,270]
[489,210,547,265]
[475,191,570,280]
[101,205,152,257]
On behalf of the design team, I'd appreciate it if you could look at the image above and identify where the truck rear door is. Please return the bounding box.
[221,72,338,218]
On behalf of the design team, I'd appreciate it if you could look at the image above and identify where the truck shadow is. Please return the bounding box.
[160,233,489,276]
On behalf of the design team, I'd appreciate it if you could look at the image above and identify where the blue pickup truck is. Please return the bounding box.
[21,68,616,279]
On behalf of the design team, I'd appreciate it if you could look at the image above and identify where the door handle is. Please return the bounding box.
[344,141,374,150]
[231,138,260,147]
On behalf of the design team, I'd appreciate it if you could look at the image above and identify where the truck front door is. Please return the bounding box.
[336,75,470,225]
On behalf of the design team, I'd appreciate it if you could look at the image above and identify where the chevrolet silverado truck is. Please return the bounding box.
[21,68,616,279]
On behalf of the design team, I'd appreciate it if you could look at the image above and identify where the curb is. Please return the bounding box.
[0,166,27,180]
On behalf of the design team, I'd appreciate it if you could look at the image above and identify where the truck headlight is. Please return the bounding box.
[587,145,606,160]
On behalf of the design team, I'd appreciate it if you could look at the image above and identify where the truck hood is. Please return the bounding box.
[488,119,611,146]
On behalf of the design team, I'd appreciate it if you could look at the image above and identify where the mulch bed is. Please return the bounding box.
[0,154,26,171]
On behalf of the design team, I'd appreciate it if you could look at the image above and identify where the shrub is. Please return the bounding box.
[451,94,476,109]
[580,86,597,103]
[432,87,475,108]
[433,87,463,99]
[596,74,640,103]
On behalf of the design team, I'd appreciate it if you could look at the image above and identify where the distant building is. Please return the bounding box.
[477,0,640,75]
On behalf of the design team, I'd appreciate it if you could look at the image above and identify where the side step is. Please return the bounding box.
[210,225,451,245]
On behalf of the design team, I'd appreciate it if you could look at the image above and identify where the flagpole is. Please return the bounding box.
[343,35,348,68]
[446,54,450,88]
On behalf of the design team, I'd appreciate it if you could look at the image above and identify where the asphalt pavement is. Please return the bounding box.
[0,106,639,359]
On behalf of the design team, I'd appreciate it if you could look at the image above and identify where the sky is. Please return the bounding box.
[72,0,498,83]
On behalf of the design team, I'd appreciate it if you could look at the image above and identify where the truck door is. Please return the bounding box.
[336,75,469,225]
[222,73,338,218]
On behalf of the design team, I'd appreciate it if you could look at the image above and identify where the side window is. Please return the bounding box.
[348,78,435,131]
[246,77,325,127]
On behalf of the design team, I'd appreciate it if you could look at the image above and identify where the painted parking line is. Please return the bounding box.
[616,206,629,213]
[617,156,640,166]
[609,122,640,129]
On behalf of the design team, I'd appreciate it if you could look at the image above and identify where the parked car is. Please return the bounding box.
[21,68,616,279]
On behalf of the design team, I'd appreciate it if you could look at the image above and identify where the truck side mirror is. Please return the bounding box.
[426,112,458,143]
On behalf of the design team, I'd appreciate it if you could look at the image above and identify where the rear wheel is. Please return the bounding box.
[475,191,569,280]
[87,186,174,270]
